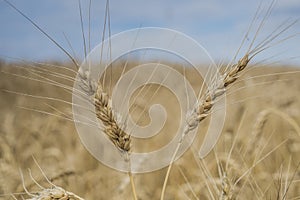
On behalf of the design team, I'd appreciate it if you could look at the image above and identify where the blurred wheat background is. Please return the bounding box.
[0,62,299,199]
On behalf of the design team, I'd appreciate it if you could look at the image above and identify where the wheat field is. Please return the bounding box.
[0,62,299,199]
[1,1,300,200]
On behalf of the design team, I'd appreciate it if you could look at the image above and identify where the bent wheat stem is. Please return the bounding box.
[94,82,137,200]
[160,54,251,200]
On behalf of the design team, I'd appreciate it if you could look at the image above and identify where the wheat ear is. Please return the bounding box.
[94,82,137,200]
[18,158,84,200]
[26,186,84,200]
[187,54,250,133]
[160,54,250,200]
[94,83,131,153]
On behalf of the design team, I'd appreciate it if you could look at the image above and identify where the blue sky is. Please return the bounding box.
[0,0,300,65]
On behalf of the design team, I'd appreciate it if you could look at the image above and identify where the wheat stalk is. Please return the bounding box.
[161,1,299,196]
[160,54,251,200]
[93,80,137,200]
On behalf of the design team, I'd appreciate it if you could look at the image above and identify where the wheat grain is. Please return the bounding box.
[77,65,133,154]
[94,83,131,154]
[184,54,250,137]
[93,80,137,199]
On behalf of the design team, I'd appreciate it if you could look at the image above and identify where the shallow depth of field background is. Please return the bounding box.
[0,62,299,199]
